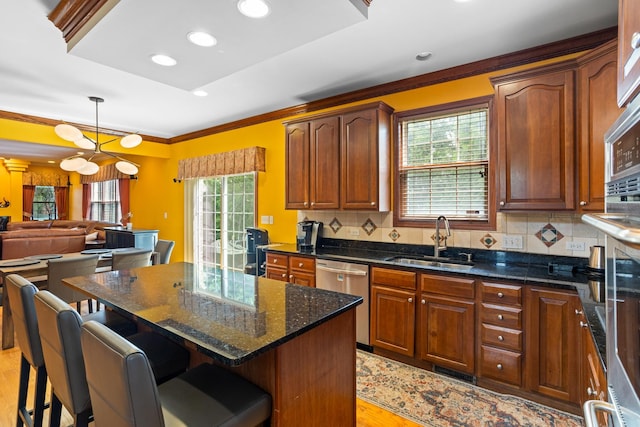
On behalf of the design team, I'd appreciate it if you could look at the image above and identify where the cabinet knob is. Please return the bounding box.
[500,201,505,206]
[298,262,303,267]
[281,273,287,278]
[580,201,587,206]
[310,202,315,206]
[408,298,413,303]
[289,274,294,280]
[632,32,640,50]
[497,292,504,298]
[371,202,376,206]
[304,202,308,207]
[497,364,503,370]
[498,335,504,341]
[587,387,598,397]
[580,321,589,328]
[575,309,583,315]
[273,259,278,264]
[421,299,426,304]
[497,314,504,320]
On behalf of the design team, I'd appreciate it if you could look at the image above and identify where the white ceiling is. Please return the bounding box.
[0,0,618,164]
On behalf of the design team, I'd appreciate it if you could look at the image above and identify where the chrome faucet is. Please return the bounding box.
[434,215,451,258]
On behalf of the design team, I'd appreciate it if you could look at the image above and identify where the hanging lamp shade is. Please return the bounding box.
[60,157,88,171]
[115,161,139,175]
[120,134,142,148]
[77,161,100,175]
[55,124,83,141]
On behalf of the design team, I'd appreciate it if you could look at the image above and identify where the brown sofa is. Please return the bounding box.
[0,220,120,260]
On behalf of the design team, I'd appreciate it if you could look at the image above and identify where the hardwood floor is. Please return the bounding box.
[0,305,420,426]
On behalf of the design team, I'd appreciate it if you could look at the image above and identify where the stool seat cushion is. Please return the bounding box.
[160,363,272,427]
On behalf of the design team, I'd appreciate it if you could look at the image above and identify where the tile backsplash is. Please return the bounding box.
[298,211,605,259]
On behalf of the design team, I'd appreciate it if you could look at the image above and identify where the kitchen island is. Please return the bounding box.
[63,262,362,426]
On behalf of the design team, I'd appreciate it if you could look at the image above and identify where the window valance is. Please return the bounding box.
[79,163,132,184]
[177,146,266,179]
[23,171,69,186]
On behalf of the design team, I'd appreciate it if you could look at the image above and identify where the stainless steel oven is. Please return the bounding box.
[583,94,640,426]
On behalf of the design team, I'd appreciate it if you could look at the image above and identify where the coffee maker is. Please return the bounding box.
[244,227,269,276]
[296,221,322,252]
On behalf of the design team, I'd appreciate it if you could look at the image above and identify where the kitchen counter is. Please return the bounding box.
[265,238,606,367]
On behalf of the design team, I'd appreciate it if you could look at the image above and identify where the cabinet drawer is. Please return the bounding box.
[420,274,475,299]
[266,253,288,268]
[480,281,522,306]
[371,267,416,290]
[481,304,522,329]
[480,323,523,352]
[289,256,315,273]
[480,345,522,386]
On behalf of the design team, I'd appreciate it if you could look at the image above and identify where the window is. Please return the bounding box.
[394,97,494,229]
[90,180,120,223]
[190,172,256,273]
[32,186,56,220]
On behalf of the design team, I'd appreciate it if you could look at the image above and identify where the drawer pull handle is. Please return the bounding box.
[498,335,504,341]
[497,292,504,298]
[587,387,598,397]
[575,309,583,315]
[632,32,640,50]
[497,314,504,320]
[497,364,503,370]
[299,262,303,267]
[580,321,589,328]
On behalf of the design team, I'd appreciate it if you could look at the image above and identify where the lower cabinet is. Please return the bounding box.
[579,310,609,425]
[370,267,417,357]
[265,253,315,287]
[419,274,475,374]
[525,287,581,404]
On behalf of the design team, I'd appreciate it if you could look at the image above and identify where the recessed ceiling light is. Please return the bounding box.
[192,90,208,97]
[237,0,270,18]
[187,31,217,47]
[416,52,432,61]
[151,54,177,66]
[47,160,56,164]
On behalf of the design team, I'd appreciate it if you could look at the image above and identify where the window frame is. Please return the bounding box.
[32,185,57,220]
[393,96,496,231]
[89,179,121,223]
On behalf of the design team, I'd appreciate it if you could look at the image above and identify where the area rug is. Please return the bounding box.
[356,350,583,426]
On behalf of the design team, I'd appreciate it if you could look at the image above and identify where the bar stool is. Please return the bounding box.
[153,239,175,264]
[81,320,272,427]
[33,291,191,427]
[111,249,152,270]
[5,274,48,427]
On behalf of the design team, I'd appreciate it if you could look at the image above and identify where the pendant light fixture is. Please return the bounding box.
[57,96,142,175]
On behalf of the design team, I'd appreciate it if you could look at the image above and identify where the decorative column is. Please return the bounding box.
[3,159,30,222]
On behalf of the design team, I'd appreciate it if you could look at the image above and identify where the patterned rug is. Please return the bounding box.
[356,350,584,426]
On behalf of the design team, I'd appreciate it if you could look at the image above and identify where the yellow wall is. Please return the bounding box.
[0,52,582,261]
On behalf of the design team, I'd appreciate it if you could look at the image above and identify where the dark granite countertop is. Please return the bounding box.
[63,262,362,366]
[265,238,607,368]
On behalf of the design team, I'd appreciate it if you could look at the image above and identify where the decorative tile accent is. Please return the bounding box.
[480,233,496,248]
[535,223,564,247]
[329,217,342,234]
[362,218,377,236]
[389,229,400,242]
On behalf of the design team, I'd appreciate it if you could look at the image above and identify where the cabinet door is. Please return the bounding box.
[370,285,416,356]
[266,267,288,282]
[525,287,581,404]
[419,294,475,374]
[494,66,576,210]
[309,116,340,209]
[341,108,379,210]
[578,42,623,212]
[617,0,640,106]
[285,122,310,209]
[290,271,315,287]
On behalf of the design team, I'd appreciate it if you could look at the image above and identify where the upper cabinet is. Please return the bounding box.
[617,0,640,106]
[284,102,393,211]
[577,40,624,212]
[492,62,577,211]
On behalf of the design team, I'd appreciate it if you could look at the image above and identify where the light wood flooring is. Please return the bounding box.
[0,305,420,427]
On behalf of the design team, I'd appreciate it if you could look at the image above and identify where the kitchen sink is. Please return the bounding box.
[385,256,474,271]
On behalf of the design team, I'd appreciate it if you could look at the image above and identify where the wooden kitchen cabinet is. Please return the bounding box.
[617,0,640,106]
[478,281,524,387]
[579,313,608,425]
[525,287,581,405]
[577,40,623,212]
[284,102,393,211]
[492,61,576,211]
[265,252,315,286]
[370,267,417,356]
[419,273,475,375]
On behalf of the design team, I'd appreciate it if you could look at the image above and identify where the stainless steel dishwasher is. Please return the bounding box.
[315,259,369,345]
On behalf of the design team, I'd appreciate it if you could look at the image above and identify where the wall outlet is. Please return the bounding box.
[503,235,523,249]
[566,241,586,251]
[349,229,360,236]
[260,215,274,225]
